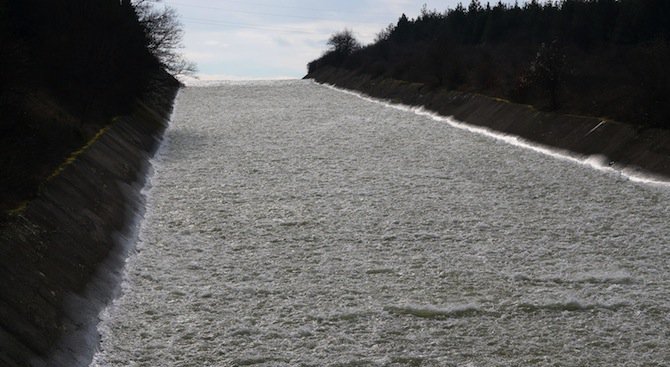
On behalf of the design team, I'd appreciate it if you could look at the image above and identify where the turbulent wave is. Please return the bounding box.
[385,303,484,319]
[513,270,635,285]
[320,82,670,187]
[517,299,629,313]
[92,81,670,366]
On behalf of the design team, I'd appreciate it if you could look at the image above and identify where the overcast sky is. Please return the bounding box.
[161,0,515,81]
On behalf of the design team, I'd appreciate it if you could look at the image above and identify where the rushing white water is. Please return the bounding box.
[92,80,670,366]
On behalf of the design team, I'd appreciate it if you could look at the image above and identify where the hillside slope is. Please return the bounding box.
[307,0,670,129]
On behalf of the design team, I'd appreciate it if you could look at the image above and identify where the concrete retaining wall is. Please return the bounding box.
[307,67,670,181]
[0,73,180,367]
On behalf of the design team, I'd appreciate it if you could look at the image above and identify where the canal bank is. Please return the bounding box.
[306,67,670,182]
[91,81,670,366]
[0,71,180,367]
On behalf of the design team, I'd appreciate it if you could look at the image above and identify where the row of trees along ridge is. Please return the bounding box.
[309,0,670,129]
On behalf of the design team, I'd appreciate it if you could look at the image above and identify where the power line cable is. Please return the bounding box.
[182,17,377,38]
[166,0,348,15]
[162,0,399,21]
[182,17,318,34]
[167,1,332,19]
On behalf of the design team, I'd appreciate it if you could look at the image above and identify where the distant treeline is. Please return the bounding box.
[0,0,186,215]
[308,0,670,128]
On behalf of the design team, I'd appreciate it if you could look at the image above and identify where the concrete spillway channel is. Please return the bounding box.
[0,74,180,367]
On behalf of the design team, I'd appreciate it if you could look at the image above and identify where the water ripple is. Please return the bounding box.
[92,80,670,367]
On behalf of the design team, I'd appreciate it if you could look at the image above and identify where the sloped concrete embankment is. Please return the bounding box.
[307,67,670,181]
[0,74,180,367]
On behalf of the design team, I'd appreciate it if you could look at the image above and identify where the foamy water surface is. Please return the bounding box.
[92,80,670,366]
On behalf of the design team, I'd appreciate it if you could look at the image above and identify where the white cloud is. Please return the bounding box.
[172,0,479,78]
[182,19,378,78]
[183,50,221,63]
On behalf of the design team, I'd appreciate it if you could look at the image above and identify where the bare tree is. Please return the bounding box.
[327,29,361,56]
[374,23,395,43]
[131,0,196,76]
